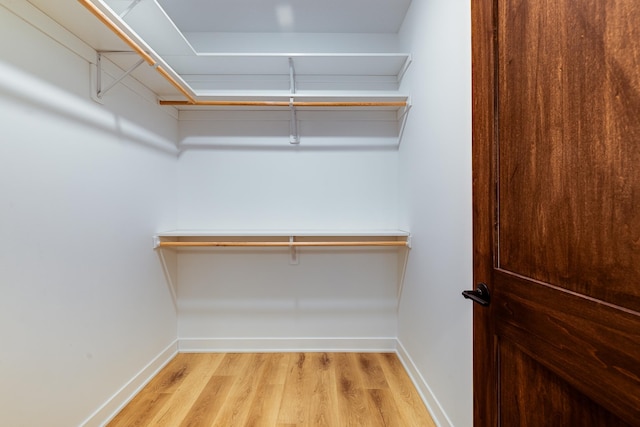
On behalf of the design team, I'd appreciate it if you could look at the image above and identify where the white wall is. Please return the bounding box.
[176,247,400,350]
[397,0,473,426]
[177,126,399,230]
[0,0,473,425]
[174,112,402,348]
[0,4,179,426]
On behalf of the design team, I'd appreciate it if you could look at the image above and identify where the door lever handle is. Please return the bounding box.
[462,283,490,306]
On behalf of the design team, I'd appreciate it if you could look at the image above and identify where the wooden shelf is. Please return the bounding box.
[153,229,412,307]
[91,1,412,103]
[154,229,411,249]
[156,229,410,237]
[162,53,412,80]
[85,0,412,144]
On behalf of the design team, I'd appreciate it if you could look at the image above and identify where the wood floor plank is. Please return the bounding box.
[356,352,390,389]
[240,354,287,426]
[145,354,225,426]
[276,353,314,425]
[268,352,291,386]
[108,353,210,427]
[107,392,171,427]
[377,353,437,427]
[109,352,437,427]
[211,353,268,427]
[178,375,234,427]
[367,388,413,426]
[213,352,251,376]
[307,353,340,426]
[334,353,382,426]
[143,353,200,394]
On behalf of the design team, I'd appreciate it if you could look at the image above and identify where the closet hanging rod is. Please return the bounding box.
[157,240,409,248]
[158,100,408,107]
[155,66,197,103]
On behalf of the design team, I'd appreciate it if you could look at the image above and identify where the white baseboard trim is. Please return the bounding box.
[396,340,453,427]
[178,337,398,353]
[80,340,178,427]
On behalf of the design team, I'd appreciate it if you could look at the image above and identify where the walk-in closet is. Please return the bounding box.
[0,1,472,425]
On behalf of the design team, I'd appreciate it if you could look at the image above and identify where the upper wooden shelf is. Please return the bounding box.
[161,53,412,81]
[92,0,412,100]
[82,0,413,145]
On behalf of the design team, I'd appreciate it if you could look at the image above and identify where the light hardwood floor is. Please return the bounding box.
[107,352,437,427]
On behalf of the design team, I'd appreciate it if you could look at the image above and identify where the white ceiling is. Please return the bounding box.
[156,0,412,34]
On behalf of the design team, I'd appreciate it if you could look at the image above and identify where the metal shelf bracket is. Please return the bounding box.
[120,0,143,18]
[397,97,413,146]
[96,51,144,99]
[397,54,413,83]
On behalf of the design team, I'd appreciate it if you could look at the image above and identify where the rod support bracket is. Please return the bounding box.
[289,236,299,264]
[289,97,300,144]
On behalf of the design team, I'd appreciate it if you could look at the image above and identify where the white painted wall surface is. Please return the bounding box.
[397,0,473,426]
[0,4,179,426]
[176,147,398,230]
[176,247,400,349]
[174,119,401,345]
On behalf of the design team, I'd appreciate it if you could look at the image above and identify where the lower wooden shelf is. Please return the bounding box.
[153,229,411,249]
[153,229,411,309]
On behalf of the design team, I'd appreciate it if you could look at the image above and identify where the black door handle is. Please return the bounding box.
[462,283,490,306]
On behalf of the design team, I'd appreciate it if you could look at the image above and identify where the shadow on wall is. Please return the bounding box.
[0,60,177,157]
[177,109,406,151]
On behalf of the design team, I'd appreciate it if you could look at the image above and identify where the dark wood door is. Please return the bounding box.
[472,0,640,425]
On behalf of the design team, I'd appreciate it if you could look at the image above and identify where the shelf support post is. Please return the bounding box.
[289,98,300,144]
[289,57,296,94]
[120,0,143,18]
[288,58,300,144]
